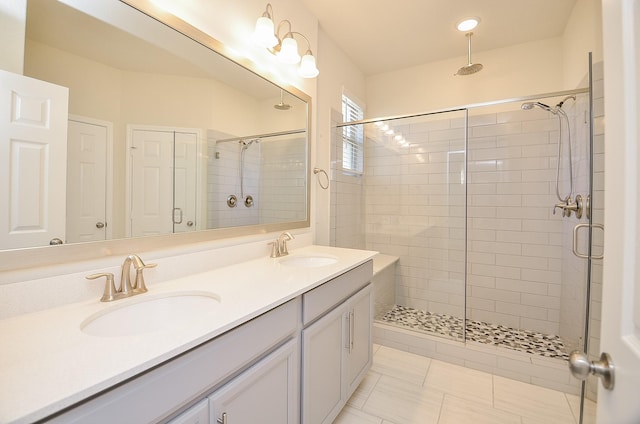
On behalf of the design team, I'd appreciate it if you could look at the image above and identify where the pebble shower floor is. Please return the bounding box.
[380,305,570,360]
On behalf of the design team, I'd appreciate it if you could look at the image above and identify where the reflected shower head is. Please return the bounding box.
[521,101,556,114]
[274,90,292,110]
[240,138,261,150]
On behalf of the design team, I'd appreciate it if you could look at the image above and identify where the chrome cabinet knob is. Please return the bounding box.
[569,351,615,390]
[96,222,105,229]
[49,238,63,245]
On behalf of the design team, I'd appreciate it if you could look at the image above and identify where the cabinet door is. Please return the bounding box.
[302,304,346,424]
[345,285,372,397]
[209,339,298,424]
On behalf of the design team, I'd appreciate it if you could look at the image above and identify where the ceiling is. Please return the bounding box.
[300,0,578,76]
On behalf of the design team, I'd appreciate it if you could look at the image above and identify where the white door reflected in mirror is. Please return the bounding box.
[0,70,68,249]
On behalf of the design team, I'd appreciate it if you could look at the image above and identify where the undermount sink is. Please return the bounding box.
[279,255,338,268]
[81,291,221,337]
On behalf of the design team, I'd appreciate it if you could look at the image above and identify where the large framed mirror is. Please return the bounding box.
[1,0,310,270]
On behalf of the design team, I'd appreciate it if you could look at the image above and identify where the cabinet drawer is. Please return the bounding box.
[302,261,372,326]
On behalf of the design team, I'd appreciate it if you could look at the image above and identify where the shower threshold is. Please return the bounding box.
[379,305,569,360]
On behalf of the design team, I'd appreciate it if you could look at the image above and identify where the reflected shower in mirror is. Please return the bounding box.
[3,0,309,251]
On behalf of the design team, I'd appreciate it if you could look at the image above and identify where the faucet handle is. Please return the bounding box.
[86,272,117,302]
[268,241,279,258]
[132,261,157,292]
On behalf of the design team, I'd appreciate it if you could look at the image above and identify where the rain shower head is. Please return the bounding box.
[521,101,555,113]
[455,32,483,76]
[274,90,291,110]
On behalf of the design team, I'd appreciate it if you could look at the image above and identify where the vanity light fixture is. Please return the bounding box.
[456,17,480,32]
[254,3,319,78]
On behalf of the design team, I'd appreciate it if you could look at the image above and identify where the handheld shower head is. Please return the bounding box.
[521,101,555,114]
[240,138,261,150]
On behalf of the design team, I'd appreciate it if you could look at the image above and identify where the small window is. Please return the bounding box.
[341,94,364,174]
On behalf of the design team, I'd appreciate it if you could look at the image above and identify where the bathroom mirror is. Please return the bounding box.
[1,0,310,261]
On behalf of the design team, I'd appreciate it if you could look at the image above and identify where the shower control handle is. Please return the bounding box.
[569,351,614,390]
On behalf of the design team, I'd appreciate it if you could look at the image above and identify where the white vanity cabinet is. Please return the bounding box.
[39,258,374,424]
[301,262,373,424]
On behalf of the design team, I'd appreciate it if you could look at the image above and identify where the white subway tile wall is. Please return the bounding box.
[258,136,307,224]
[330,109,366,249]
[207,139,260,228]
[206,135,306,229]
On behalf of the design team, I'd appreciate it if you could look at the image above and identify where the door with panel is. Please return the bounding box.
[0,69,68,249]
[66,117,110,243]
[596,0,640,421]
[128,127,198,237]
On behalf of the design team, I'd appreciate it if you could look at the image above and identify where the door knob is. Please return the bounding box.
[96,222,105,229]
[569,350,614,390]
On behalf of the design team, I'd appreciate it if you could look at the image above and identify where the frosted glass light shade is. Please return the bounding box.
[299,53,319,78]
[277,37,301,64]
[254,16,278,48]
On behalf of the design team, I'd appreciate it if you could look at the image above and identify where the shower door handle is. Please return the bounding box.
[572,223,604,259]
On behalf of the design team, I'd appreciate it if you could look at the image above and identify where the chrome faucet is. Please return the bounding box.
[86,254,157,302]
[269,232,295,258]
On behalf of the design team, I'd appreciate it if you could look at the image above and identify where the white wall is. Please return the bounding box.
[562,0,603,88]
[0,0,26,74]
[365,37,565,118]
[315,29,367,245]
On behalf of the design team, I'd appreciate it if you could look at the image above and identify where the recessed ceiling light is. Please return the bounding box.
[457,17,480,32]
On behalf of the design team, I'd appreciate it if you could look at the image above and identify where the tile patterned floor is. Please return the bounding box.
[380,305,570,360]
[334,345,597,424]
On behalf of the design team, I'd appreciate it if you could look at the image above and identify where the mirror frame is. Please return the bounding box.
[1,0,311,272]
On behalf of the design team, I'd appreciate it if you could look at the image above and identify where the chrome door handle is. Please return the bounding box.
[569,351,614,390]
[349,310,355,353]
[172,208,183,224]
[572,223,604,259]
[217,412,227,424]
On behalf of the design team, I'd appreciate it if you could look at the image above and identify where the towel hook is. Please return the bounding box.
[313,167,329,190]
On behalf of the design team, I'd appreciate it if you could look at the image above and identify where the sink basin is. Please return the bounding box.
[81,291,221,337]
[279,255,338,268]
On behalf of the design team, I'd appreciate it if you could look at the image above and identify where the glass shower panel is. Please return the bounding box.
[360,110,468,342]
[465,94,591,364]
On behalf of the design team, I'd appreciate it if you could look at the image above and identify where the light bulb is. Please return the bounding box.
[299,52,319,78]
[254,16,278,48]
[457,17,479,32]
[277,37,301,64]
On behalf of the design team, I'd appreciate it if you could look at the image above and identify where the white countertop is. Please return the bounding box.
[0,245,376,424]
